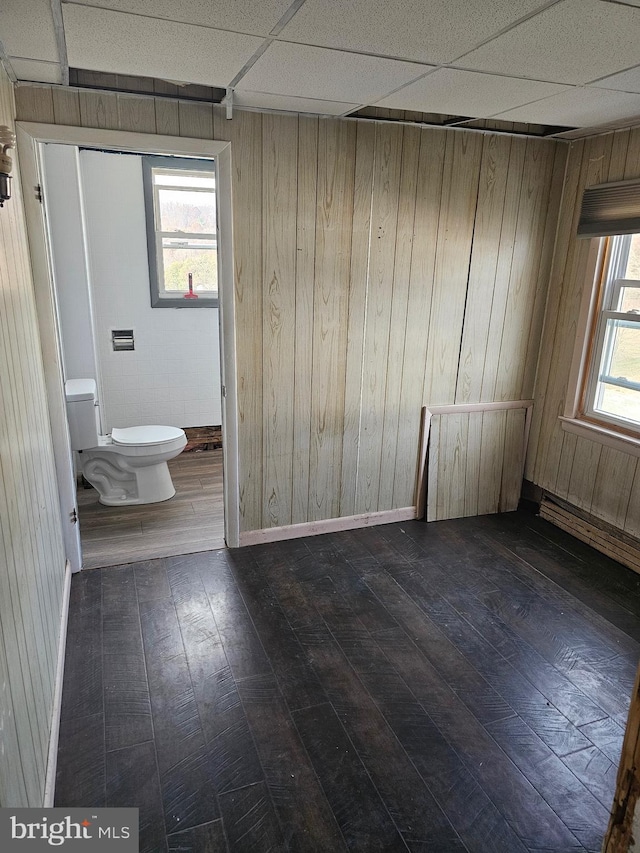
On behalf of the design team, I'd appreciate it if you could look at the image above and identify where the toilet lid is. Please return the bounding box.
[111,425,185,447]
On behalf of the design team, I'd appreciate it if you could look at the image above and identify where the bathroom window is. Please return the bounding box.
[142,155,218,307]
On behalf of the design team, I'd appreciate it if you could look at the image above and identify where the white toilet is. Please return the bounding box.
[65,379,187,506]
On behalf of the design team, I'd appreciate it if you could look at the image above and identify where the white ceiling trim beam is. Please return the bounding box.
[445,0,563,65]
[50,0,68,85]
[275,0,565,65]
[269,0,309,35]
[60,0,292,38]
[225,1,314,93]
[0,39,17,83]
[226,39,274,90]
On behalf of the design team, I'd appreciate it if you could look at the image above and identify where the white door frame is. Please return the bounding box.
[16,121,240,551]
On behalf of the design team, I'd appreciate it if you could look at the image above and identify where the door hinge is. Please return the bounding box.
[35,184,43,203]
[69,508,78,524]
[221,384,227,398]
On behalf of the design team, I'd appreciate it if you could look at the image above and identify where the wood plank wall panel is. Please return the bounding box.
[292,116,318,525]
[117,93,156,134]
[529,125,640,538]
[521,144,568,400]
[626,470,640,539]
[262,113,298,527]
[378,126,421,509]
[355,122,403,514]
[495,140,555,402]
[393,129,446,507]
[480,138,527,402]
[15,85,563,533]
[456,134,512,404]
[0,73,66,806]
[222,108,264,532]
[308,118,356,522]
[424,131,483,406]
[51,88,80,125]
[340,121,376,517]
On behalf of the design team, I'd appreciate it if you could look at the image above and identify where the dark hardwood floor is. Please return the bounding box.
[55,509,640,852]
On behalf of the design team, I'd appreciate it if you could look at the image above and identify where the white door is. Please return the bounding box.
[17,130,82,571]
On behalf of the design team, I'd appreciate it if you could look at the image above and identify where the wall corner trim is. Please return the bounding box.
[43,560,72,808]
[238,507,417,547]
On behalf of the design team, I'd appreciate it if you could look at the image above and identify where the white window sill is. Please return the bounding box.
[560,416,640,458]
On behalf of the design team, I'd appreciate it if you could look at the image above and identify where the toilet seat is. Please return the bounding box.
[111,425,185,447]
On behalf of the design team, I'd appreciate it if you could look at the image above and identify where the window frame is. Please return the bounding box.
[581,234,640,436]
[561,234,640,457]
[142,154,219,308]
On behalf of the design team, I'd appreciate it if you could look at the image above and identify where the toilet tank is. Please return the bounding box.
[65,379,100,450]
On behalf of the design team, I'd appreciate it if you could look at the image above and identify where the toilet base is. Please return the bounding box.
[81,455,178,506]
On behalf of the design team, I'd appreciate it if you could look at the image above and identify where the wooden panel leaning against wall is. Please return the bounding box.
[427,408,527,522]
[15,84,565,535]
[0,76,67,807]
[528,125,640,541]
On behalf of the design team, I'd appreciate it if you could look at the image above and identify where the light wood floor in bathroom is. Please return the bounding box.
[77,449,225,569]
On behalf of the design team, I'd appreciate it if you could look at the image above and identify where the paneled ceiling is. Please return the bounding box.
[2,0,640,132]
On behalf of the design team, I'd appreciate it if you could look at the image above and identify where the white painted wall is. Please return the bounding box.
[42,143,98,384]
[44,146,221,432]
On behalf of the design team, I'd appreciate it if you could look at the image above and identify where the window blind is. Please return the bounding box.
[578,179,640,238]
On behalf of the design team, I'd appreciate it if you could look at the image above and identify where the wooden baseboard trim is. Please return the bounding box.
[43,560,72,807]
[239,507,417,547]
[540,495,640,574]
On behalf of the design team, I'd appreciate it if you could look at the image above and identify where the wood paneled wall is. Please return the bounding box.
[0,72,66,806]
[528,127,640,538]
[15,84,565,533]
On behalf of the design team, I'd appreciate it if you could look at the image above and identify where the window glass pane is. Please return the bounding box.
[623,233,640,280]
[597,385,640,426]
[158,187,216,234]
[595,319,640,425]
[601,319,640,382]
[160,244,218,295]
[617,285,640,313]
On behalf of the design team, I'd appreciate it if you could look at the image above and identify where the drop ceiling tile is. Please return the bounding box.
[9,57,62,84]
[233,91,359,115]
[375,68,569,118]
[278,0,549,64]
[458,0,640,85]
[67,0,293,36]
[63,4,263,87]
[591,66,640,94]
[0,0,58,62]
[237,42,430,104]
[493,86,640,127]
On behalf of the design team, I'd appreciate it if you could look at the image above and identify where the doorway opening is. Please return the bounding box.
[17,122,239,571]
